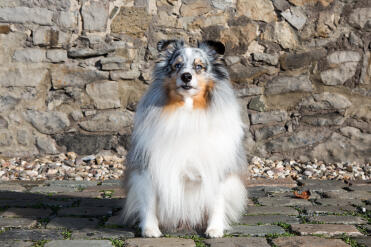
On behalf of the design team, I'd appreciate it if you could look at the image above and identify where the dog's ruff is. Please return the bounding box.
[122,40,247,238]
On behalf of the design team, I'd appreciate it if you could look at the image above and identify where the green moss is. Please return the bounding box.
[62,228,72,239]
[341,234,366,247]
[32,240,48,247]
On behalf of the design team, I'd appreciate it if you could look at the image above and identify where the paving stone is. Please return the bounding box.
[0,229,63,241]
[228,225,285,236]
[30,185,77,194]
[45,240,113,247]
[0,217,37,228]
[125,238,196,247]
[298,180,345,187]
[258,197,312,207]
[240,215,299,225]
[247,187,266,198]
[352,237,371,247]
[0,183,27,192]
[273,236,350,247]
[0,241,33,247]
[79,198,122,208]
[308,215,367,225]
[246,206,299,216]
[350,185,371,192]
[245,178,297,188]
[47,217,99,230]
[300,184,346,193]
[324,191,370,200]
[105,215,124,227]
[303,205,356,215]
[71,228,135,240]
[58,207,112,217]
[204,237,270,247]
[316,199,364,207]
[162,229,199,237]
[291,224,363,237]
[0,208,52,218]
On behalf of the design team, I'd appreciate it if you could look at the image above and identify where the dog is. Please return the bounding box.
[122,39,247,238]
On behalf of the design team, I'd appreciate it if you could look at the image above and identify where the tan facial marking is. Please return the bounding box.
[192,75,214,109]
[163,76,184,112]
[194,58,206,72]
[172,56,183,70]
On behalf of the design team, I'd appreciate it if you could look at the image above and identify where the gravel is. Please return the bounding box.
[0,154,369,181]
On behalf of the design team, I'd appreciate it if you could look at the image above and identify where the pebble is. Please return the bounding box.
[0,154,369,181]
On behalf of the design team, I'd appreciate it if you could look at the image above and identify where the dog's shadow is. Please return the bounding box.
[0,185,205,240]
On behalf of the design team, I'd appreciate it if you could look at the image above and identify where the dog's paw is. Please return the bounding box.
[205,228,224,238]
[142,227,162,238]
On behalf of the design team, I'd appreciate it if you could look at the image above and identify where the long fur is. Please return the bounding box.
[122,40,247,237]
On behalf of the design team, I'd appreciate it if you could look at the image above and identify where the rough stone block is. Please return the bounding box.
[253,52,279,65]
[13,48,46,63]
[0,7,53,25]
[320,62,359,86]
[265,75,312,95]
[237,0,277,22]
[86,81,121,109]
[265,129,330,152]
[78,111,133,132]
[51,65,109,89]
[100,57,128,71]
[33,28,70,47]
[47,50,67,63]
[254,125,286,141]
[110,70,140,80]
[281,7,307,30]
[55,11,77,30]
[348,8,371,29]
[301,113,345,126]
[81,0,109,32]
[250,110,288,125]
[24,110,70,135]
[0,66,48,87]
[236,86,264,97]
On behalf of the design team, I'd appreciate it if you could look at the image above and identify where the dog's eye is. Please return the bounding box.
[195,64,203,70]
[174,63,182,69]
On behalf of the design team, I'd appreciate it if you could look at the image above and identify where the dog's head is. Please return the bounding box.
[155,40,228,102]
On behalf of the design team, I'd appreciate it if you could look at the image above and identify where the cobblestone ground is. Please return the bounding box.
[0,178,369,247]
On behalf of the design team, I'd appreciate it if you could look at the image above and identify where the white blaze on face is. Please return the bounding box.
[175,48,208,97]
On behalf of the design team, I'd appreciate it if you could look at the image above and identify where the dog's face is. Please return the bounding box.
[156,40,227,101]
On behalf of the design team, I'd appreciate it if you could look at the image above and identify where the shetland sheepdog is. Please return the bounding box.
[122,40,247,238]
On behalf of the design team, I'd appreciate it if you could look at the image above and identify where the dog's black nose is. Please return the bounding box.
[181,73,192,83]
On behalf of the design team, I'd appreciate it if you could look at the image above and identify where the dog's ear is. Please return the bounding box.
[198,40,225,55]
[157,39,184,52]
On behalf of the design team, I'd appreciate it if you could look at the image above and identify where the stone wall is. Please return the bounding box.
[0,0,370,163]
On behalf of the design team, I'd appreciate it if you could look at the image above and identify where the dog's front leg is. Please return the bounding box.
[205,190,225,238]
[138,173,162,238]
